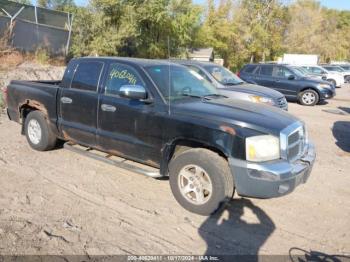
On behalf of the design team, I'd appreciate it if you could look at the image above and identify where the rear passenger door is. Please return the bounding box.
[256,65,275,88]
[59,60,104,146]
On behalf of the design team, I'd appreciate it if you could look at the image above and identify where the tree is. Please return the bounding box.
[37,0,75,10]
[284,0,350,62]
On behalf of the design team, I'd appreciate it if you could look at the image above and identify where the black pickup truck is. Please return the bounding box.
[5,57,316,215]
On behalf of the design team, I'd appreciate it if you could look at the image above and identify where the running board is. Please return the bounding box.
[63,143,162,178]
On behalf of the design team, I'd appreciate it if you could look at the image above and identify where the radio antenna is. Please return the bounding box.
[167,36,171,115]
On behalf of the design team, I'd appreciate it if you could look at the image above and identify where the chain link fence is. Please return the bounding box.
[0,0,73,56]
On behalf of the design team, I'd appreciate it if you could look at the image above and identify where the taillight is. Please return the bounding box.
[237,71,241,77]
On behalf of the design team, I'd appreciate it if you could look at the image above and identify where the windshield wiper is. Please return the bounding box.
[224,81,245,86]
[180,93,202,98]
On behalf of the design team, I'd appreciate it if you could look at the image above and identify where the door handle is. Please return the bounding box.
[101,104,116,112]
[61,97,73,104]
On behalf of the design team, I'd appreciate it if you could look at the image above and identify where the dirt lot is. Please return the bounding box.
[0,80,349,257]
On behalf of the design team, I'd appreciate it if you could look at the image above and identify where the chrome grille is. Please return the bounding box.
[280,122,306,162]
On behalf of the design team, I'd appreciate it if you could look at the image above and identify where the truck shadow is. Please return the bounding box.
[289,247,350,262]
[332,121,350,153]
[198,198,275,260]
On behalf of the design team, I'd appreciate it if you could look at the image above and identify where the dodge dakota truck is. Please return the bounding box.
[5,57,316,215]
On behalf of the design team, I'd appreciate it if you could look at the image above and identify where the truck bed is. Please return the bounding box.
[6,80,61,133]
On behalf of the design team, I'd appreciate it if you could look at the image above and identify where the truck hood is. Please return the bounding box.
[219,83,284,99]
[173,98,299,135]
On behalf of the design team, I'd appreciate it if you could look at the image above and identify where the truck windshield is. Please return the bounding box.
[203,65,244,86]
[145,65,218,102]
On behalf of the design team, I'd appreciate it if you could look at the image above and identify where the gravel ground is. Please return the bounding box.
[0,69,349,257]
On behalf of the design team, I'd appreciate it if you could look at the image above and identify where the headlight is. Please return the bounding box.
[246,135,280,162]
[318,83,331,89]
[249,95,274,105]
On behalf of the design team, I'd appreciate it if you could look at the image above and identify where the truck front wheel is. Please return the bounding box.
[24,111,57,151]
[169,148,234,215]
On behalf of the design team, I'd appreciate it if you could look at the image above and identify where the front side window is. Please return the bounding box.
[272,66,293,78]
[145,65,218,102]
[203,65,244,85]
[71,61,103,92]
[292,67,308,75]
[105,63,144,96]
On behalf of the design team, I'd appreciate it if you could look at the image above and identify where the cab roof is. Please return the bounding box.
[75,56,184,68]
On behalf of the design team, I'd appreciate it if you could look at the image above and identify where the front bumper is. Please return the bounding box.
[320,88,336,100]
[228,143,316,198]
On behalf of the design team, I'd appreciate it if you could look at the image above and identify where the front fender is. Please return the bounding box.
[159,134,235,176]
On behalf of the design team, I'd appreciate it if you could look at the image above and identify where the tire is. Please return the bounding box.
[298,89,319,106]
[328,79,336,87]
[169,148,234,216]
[24,111,57,151]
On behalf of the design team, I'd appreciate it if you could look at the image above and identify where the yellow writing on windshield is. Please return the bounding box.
[110,69,137,85]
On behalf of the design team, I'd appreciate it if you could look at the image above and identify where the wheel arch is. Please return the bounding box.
[299,87,321,97]
[160,138,229,176]
[19,100,49,135]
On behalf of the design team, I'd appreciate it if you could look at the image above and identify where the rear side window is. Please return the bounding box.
[243,65,258,73]
[71,61,104,92]
[260,65,273,76]
[105,63,144,96]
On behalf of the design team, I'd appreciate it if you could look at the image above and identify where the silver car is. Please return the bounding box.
[173,60,288,110]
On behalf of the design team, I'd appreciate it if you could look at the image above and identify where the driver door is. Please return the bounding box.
[97,62,162,165]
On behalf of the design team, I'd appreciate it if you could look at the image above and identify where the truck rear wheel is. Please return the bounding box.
[25,111,57,151]
[169,148,234,215]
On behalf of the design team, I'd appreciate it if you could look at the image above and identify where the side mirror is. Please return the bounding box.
[288,75,295,80]
[119,85,147,100]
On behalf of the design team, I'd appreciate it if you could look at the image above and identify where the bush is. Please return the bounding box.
[35,48,50,65]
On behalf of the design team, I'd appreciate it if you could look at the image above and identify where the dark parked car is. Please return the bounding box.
[239,64,336,106]
[172,60,288,110]
[5,57,315,215]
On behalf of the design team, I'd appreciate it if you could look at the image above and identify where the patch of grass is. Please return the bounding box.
[35,48,50,65]
[0,91,4,110]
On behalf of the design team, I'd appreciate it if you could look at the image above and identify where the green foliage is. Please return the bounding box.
[51,0,350,68]
[35,48,50,64]
[284,0,350,62]
[36,0,75,10]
